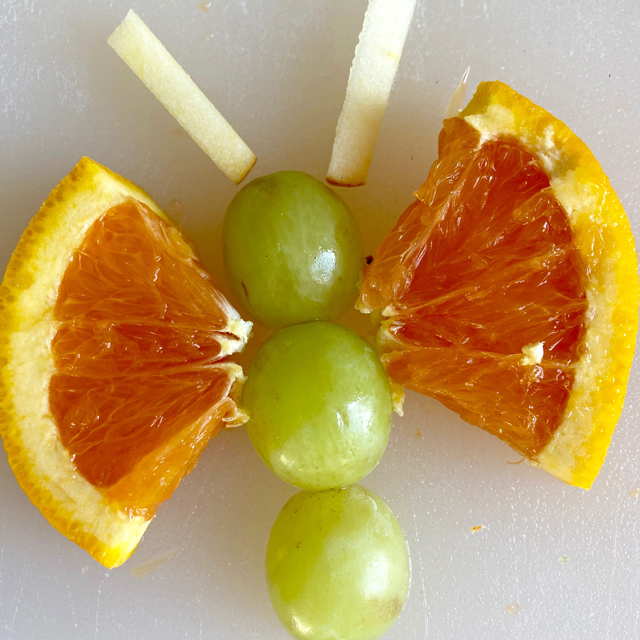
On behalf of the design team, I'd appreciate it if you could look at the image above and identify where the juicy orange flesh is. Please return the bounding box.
[50,199,238,518]
[360,118,588,455]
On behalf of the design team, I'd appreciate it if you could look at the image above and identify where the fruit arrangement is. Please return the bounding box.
[1,2,638,640]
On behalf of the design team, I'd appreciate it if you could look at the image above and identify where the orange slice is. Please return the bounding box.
[359,81,639,489]
[0,158,251,567]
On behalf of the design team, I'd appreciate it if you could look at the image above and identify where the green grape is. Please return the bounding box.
[266,485,410,640]
[243,321,392,491]
[223,171,364,329]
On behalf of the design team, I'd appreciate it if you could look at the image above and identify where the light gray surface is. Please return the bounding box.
[1,1,639,639]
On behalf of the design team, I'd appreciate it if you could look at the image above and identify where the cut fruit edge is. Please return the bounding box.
[108,11,257,186]
[326,0,417,187]
[0,158,252,567]
[365,81,639,489]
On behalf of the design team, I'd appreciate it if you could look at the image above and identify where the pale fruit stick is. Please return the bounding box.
[108,10,256,185]
[445,66,470,118]
[326,0,417,187]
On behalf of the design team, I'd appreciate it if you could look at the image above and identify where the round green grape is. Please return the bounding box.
[243,321,392,491]
[266,485,411,640]
[223,171,364,329]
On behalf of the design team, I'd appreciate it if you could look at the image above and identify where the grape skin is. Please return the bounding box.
[266,486,411,640]
[223,171,364,330]
[243,321,392,491]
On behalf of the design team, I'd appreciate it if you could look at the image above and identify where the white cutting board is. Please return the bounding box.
[1,1,639,638]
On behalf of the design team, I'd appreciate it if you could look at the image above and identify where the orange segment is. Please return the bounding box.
[0,158,251,567]
[366,120,588,455]
[359,82,638,488]
[49,200,244,517]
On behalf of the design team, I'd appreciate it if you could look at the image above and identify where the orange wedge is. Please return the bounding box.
[0,158,251,567]
[359,81,639,488]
